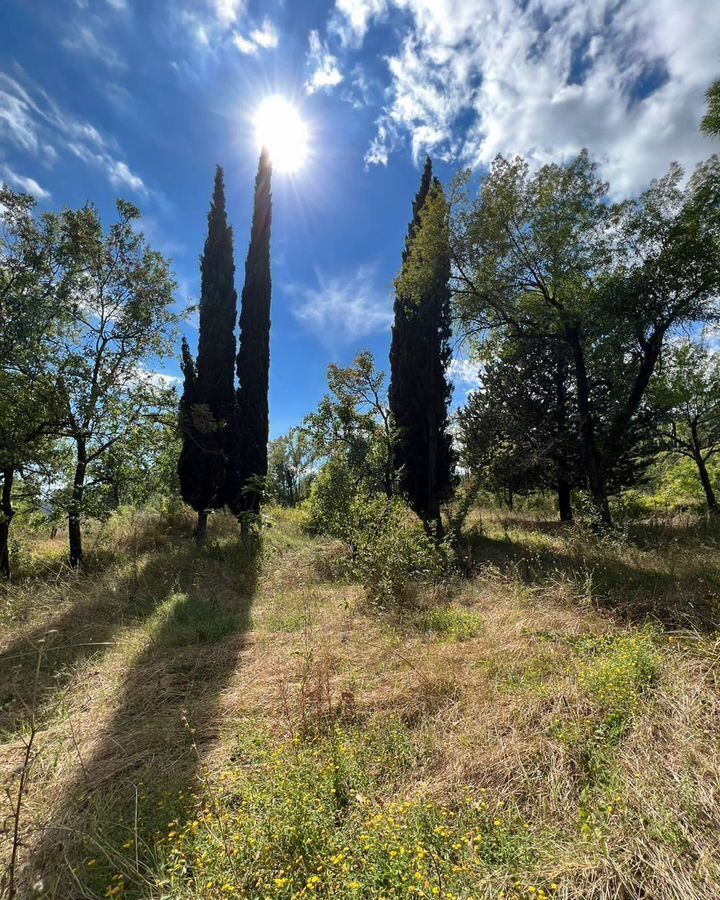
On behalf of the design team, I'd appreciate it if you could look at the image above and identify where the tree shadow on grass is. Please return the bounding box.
[0,521,218,737]
[463,518,720,632]
[15,534,260,898]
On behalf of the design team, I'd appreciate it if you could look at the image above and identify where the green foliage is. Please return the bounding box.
[451,150,720,526]
[267,427,315,506]
[647,338,720,510]
[305,461,450,608]
[233,148,273,516]
[353,498,451,608]
[157,721,540,899]
[390,159,455,526]
[459,335,581,519]
[178,167,237,518]
[304,351,397,500]
[701,78,720,136]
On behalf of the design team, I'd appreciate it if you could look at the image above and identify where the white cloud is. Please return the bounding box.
[233,18,279,55]
[0,69,148,197]
[233,33,257,54]
[333,0,718,194]
[212,0,244,27]
[250,19,278,49]
[0,164,51,200]
[289,264,393,347]
[305,30,344,95]
[331,0,388,47]
[62,26,126,69]
[447,356,480,395]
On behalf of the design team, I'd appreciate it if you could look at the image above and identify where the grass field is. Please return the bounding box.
[1,506,719,899]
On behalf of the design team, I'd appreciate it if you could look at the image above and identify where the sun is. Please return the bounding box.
[254,95,309,174]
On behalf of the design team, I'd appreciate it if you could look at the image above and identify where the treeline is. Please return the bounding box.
[0,192,179,575]
[0,150,274,576]
[272,145,720,548]
[2,88,719,579]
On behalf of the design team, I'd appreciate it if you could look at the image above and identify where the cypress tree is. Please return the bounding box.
[389,156,454,534]
[177,167,237,545]
[232,148,273,529]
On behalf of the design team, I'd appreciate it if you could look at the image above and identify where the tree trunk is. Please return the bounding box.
[196,508,208,547]
[693,450,718,514]
[557,478,573,523]
[1,468,15,579]
[507,488,514,511]
[566,326,612,527]
[68,436,87,568]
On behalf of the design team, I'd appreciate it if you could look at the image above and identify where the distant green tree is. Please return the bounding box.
[648,339,720,513]
[701,79,720,137]
[178,167,237,545]
[304,351,396,499]
[267,427,315,506]
[233,149,272,532]
[56,200,177,566]
[391,157,454,535]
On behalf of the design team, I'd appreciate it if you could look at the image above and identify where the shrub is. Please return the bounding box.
[353,499,451,609]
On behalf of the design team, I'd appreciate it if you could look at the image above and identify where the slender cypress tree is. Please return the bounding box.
[177,167,237,544]
[232,148,273,527]
[389,156,454,534]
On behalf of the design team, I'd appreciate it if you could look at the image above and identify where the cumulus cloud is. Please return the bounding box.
[305,30,344,94]
[289,264,393,347]
[330,0,718,194]
[0,163,51,200]
[0,69,148,197]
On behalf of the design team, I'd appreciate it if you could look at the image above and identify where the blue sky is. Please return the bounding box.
[1,0,718,437]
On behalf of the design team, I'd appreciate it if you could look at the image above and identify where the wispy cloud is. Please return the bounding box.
[0,163,51,200]
[289,264,393,347]
[305,30,343,94]
[233,17,278,54]
[250,19,278,49]
[62,25,126,69]
[0,68,148,197]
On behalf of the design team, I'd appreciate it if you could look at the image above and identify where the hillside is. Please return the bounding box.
[2,507,719,899]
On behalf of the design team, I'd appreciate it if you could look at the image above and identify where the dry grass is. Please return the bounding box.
[0,504,719,898]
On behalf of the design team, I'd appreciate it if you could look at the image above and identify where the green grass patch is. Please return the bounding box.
[414,606,484,641]
[153,720,546,899]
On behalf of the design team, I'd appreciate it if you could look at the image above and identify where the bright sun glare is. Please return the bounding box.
[254,95,309,174]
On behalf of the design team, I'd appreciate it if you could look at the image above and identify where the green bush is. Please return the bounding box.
[353,499,451,609]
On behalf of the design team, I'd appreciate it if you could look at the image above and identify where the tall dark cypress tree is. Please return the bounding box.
[232,148,272,527]
[389,156,454,534]
[177,166,237,545]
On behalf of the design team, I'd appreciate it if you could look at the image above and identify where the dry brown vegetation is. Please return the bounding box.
[1,505,719,899]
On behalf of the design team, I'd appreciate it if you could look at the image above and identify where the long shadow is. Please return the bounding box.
[19,534,260,898]
[0,526,193,737]
[463,519,720,631]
